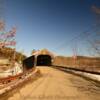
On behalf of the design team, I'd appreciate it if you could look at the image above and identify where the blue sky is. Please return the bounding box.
[2,0,100,56]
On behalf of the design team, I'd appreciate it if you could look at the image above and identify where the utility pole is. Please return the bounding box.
[72,41,78,67]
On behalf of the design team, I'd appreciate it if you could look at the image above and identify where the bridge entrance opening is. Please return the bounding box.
[37,55,52,66]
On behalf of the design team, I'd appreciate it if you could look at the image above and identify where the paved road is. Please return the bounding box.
[1,66,100,100]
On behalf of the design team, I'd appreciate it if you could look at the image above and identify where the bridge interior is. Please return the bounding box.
[36,55,52,66]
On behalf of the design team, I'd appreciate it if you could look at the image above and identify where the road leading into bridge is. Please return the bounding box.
[1,66,100,100]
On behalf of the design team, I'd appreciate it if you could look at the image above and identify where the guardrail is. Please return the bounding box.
[51,65,100,75]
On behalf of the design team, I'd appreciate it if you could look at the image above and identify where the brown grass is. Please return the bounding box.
[53,56,100,72]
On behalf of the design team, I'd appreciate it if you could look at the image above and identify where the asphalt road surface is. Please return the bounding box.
[1,66,100,100]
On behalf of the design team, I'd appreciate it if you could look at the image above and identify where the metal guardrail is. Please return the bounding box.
[51,65,100,75]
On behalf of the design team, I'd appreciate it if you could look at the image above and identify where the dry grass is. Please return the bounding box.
[53,56,100,72]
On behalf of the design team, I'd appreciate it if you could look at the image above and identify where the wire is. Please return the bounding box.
[53,24,100,52]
